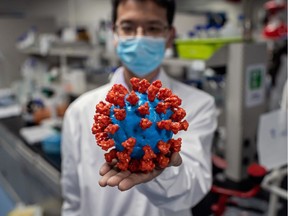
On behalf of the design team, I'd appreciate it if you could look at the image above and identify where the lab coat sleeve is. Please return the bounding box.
[136,96,217,211]
[61,106,81,216]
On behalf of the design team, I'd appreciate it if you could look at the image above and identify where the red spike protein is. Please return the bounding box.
[92,78,189,173]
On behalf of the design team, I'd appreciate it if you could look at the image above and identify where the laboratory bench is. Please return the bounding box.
[0,116,61,171]
[0,116,62,215]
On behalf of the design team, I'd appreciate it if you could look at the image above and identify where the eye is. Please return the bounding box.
[120,25,135,34]
[147,26,162,34]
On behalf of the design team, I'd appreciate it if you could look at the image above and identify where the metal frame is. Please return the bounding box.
[262,166,288,216]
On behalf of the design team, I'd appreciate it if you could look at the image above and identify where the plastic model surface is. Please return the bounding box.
[92,78,189,172]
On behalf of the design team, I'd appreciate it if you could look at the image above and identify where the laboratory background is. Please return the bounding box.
[0,0,287,215]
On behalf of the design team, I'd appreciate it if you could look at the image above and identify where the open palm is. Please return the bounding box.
[99,152,182,191]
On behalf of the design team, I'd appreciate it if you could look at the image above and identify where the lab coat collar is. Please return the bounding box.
[110,67,129,89]
[110,66,172,90]
[158,68,172,89]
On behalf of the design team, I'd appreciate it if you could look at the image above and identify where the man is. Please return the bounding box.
[61,0,217,215]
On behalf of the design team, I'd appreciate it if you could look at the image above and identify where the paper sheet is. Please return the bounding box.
[0,88,21,119]
[20,126,56,145]
[257,109,287,170]
[0,105,21,119]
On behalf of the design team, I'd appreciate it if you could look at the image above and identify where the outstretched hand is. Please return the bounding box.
[99,152,182,191]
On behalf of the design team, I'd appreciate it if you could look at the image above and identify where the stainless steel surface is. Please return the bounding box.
[225,43,245,181]
[0,171,21,204]
[262,166,288,216]
[225,43,268,181]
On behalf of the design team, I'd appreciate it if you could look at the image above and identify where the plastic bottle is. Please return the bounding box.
[21,58,37,103]
[206,24,221,38]
[105,22,115,54]
[194,25,207,38]
[187,60,206,89]
[97,20,107,46]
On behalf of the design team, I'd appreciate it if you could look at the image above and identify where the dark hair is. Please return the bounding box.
[111,0,176,27]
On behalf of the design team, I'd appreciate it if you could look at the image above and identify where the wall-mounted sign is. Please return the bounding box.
[245,64,266,108]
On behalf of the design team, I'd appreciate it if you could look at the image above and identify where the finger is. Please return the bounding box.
[107,170,131,187]
[169,152,182,167]
[99,163,112,176]
[99,159,117,176]
[98,168,118,187]
[118,169,162,191]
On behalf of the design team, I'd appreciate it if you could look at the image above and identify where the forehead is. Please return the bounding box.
[116,0,167,24]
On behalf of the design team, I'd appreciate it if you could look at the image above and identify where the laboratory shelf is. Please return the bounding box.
[20,42,98,58]
[163,45,228,68]
[19,41,230,68]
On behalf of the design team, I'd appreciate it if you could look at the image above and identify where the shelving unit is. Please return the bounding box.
[20,43,98,58]
[18,42,229,69]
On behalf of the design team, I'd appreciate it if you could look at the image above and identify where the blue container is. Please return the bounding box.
[42,133,61,154]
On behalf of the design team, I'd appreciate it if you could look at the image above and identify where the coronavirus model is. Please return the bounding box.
[92,78,189,173]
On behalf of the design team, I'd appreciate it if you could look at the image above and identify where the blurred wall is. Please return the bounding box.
[0,18,55,88]
[27,0,111,28]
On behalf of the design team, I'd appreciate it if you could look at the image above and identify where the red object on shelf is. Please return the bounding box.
[262,0,287,39]
[263,22,288,39]
[265,0,287,13]
[247,163,267,178]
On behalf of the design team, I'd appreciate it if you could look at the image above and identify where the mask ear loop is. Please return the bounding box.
[113,33,118,40]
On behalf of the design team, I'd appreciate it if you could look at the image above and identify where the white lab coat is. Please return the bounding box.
[61,67,217,216]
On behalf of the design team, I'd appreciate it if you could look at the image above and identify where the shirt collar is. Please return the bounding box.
[110,66,171,90]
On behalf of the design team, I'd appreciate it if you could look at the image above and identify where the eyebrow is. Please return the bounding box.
[119,20,166,26]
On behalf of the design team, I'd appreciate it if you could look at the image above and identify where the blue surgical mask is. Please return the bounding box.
[116,36,166,77]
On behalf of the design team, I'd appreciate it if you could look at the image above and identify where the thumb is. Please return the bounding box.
[169,152,182,167]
